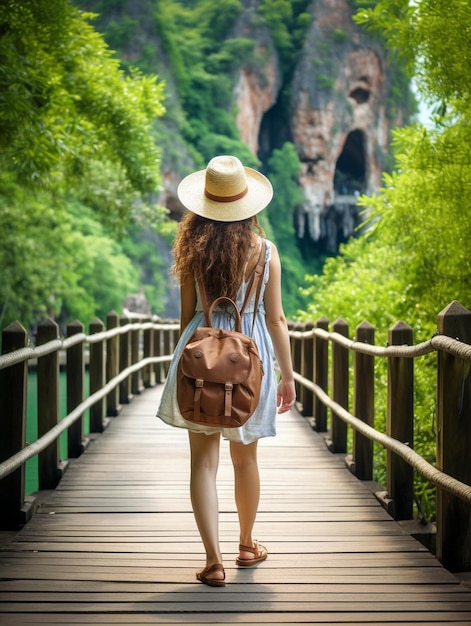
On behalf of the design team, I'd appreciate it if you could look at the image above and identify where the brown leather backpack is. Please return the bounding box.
[177,241,266,428]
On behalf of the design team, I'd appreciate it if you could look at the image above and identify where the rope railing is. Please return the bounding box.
[0,321,180,370]
[0,314,181,530]
[287,300,471,572]
[289,327,471,362]
[0,355,171,481]
[294,372,471,505]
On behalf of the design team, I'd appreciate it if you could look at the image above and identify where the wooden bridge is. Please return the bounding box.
[1,302,471,623]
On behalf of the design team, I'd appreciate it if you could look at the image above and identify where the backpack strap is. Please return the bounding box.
[239,239,266,336]
[240,239,266,318]
[198,239,267,331]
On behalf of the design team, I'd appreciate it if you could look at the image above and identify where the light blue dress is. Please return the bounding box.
[156,239,277,444]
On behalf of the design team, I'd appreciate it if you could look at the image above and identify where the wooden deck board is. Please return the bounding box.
[1,384,471,625]
[1,607,471,621]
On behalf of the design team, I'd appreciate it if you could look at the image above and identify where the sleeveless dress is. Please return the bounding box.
[156,239,277,444]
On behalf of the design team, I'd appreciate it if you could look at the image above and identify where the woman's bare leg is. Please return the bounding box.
[188,431,224,577]
[230,440,261,560]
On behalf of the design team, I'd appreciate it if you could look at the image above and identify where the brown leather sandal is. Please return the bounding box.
[235,541,268,567]
[196,563,226,587]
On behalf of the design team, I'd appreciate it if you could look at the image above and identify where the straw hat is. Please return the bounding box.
[177,155,273,222]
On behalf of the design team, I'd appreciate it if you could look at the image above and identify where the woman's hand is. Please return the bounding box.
[276,379,296,414]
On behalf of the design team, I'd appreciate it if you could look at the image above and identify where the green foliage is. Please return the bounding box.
[121,224,173,316]
[302,0,471,520]
[140,0,253,164]
[0,183,141,329]
[301,234,404,340]
[206,38,255,75]
[0,0,168,331]
[266,143,309,316]
[0,0,164,207]
[360,126,471,323]
[59,203,141,323]
[103,16,139,50]
[194,0,243,42]
[316,73,335,91]
[331,28,348,44]
[153,0,190,94]
[258,0,311,78]
[0,175,69,328]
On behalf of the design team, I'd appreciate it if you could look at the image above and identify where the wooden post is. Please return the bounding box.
[37,319,61,490]
[163,326,172,378]
[106,312,120,417]
[119,317,132,404]
[172,327,180,352]
[314,317,329,432]
[130,324,141,396]
[327,318,349,453]
[66,320,85,458]
[293,322,304,399]
[89,318,105,433]
[387,321,414,520]
[350,321,375,480]
[301,322,315,417]
[436,300,471,572]
[297,323,306,411]
[154,326,163,384]
[0,322,28,529]
[143,322,155,388]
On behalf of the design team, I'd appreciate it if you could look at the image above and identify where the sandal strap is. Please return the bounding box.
[239,542,262,557]
[239,543,255,555]
[201,563,225,578]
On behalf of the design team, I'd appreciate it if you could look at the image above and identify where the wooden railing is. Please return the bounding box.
[288,300,471,573]
[0,312,179,530]
[1,300,470,573]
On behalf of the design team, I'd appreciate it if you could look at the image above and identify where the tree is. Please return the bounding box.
[352,0,471,328]
[0,0,164,205]
[0,0,166,329]
[301,0,471,517]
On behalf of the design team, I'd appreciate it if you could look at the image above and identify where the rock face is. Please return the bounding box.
[231,0,404,253]
[235,55,282,155]
[232,4,283,156]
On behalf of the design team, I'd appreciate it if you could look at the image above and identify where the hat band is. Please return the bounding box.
[204,186,248,203]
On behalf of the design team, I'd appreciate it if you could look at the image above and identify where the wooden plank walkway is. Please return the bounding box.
[1,385,471,625]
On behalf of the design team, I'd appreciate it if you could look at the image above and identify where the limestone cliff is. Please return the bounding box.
[231,3,283,156]
[230,0,404,253]
[289,0,394,252]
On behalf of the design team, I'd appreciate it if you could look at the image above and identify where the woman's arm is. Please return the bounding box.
[263,243,296,413]
[180,276,197,335]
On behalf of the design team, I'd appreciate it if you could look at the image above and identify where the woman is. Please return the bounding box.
[157,155,296,587]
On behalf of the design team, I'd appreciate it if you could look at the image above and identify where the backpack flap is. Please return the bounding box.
[177,327,263,426]
[179,328,253,385]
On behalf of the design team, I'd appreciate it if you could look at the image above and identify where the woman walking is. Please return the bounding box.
[157,155,296,587]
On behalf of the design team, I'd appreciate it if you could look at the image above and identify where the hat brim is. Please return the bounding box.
[177,166,273,222]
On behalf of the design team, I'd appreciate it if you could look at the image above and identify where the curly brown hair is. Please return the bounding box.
[173,212,265,302]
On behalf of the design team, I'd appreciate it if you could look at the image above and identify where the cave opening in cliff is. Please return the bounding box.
[334,129,366,194]
[258,100,291,165]
[349,87,370,104]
